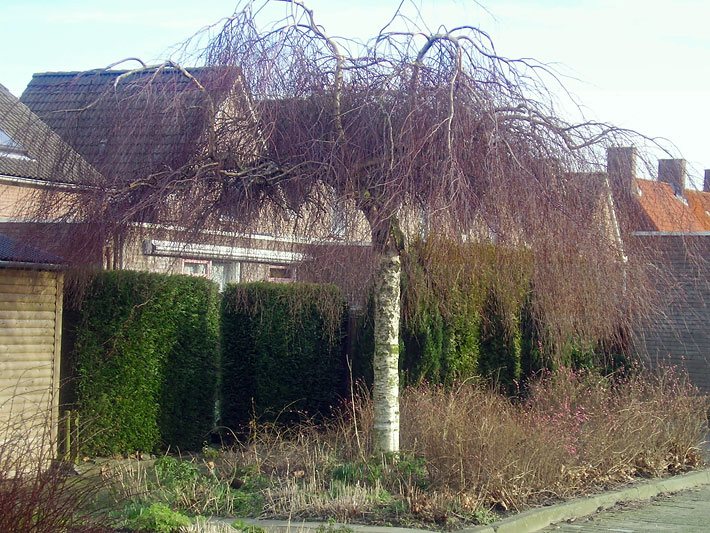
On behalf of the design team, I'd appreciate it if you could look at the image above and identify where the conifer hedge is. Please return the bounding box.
[220,282,346,430]
[72,271,219,455]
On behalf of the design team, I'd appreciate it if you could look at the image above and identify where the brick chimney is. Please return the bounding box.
[658,159,686,195]
[704,169,710,192]
[607,147,637,194]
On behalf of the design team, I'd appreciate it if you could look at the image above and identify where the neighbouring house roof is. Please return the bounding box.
[686,189,710,230]
[20,67,240,184]
[632,178,708,233]
[0,83,102,185]
[0,232,65,266]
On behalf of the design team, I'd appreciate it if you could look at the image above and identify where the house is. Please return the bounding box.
[19,68,370,290]
[607,147,709,392]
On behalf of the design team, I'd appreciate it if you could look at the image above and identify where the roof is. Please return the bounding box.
[632,178,707,232]
[0,83,102,184]
[20,67,239,183]
[686,189,710,230]
[0,232,65,266]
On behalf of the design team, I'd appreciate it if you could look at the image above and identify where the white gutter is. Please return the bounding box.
[134,221,371,247]
[632,231,710,236]
[0,173,92,191]
[143,239,305,264]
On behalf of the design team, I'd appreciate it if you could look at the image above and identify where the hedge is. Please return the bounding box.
[221,282,346,430]
[72,271,219,455]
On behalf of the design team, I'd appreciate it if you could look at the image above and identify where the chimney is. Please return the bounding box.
[658,159,686,195]
[607,147,637,193]
[704,169,710,193]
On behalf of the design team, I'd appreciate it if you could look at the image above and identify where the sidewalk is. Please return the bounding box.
[542,483,710,532]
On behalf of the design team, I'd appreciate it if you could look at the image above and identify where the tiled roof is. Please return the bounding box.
[0,232,65,265]
[633,178,706,232]
[686,189,710,230]
[0,83,102,184]
[20,68,238,183]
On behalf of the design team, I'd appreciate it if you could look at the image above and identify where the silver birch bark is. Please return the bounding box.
[372,249,401,454]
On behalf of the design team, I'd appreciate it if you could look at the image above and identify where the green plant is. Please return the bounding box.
[315,518,354,533]
[470,508,498,525]
[71,271,220,455]
[221,282,347,430]
[231,519,266,533]
[154,456,201,486]
[123,502,191,533]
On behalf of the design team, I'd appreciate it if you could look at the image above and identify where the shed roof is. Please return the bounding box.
[0,232,65,266]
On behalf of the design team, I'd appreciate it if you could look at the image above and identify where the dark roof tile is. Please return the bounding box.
[0,232,65,265]
[21,67,239,183]
[0,83,102,184]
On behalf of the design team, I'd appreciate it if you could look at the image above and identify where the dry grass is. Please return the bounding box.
[204,366,707,527]
[94,365,707,529]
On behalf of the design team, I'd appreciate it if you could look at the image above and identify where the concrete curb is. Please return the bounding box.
[208,469,710,533]
[461,468,710,533]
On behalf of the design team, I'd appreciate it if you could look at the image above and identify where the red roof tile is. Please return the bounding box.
[633,178,705,232]
[686,189,710,230]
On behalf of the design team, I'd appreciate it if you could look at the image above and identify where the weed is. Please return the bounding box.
[231,519,266,533]
[0,406,109,532]
[315,518,354,533]
[122,502,192,532]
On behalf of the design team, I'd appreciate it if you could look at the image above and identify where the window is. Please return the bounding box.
[182,259,209,277]
[268,266,293,282]
[0,127,29,160]
[332,199,347,238]
[211,261,240,291]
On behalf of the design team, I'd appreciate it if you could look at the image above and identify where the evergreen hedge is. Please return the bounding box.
[221,282,347,430]
[72,271,219,455]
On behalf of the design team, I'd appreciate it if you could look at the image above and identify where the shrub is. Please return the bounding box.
[477,289,522,392]
[122,503,191,533]
[71,271,220,455]
[221,282,347,430]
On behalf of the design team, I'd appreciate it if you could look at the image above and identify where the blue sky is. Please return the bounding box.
[4,0,710,187]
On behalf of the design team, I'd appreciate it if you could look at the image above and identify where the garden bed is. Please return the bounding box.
[80,367,707,531]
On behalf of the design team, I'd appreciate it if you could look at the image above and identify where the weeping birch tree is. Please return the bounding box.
[25,0,655,453]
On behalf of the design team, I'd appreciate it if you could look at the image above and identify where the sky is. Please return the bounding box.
[3,0,710,188]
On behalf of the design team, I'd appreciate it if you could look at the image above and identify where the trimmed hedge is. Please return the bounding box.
[221,282,346,430]
[72,271,219,455]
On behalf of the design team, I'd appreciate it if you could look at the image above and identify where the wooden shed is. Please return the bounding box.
[0,233,64,461]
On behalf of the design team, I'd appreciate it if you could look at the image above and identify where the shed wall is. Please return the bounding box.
[0,268,62,460]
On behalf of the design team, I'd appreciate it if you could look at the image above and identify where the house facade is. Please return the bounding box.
[607,147,710,392]
[19,68,371,290]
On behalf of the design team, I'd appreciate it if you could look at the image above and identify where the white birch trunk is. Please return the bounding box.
[372,249,401,454]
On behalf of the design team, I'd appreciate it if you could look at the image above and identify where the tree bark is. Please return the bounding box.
[372,248,401,454]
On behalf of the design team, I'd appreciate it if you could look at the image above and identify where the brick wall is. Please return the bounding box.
[631,234,710,392]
